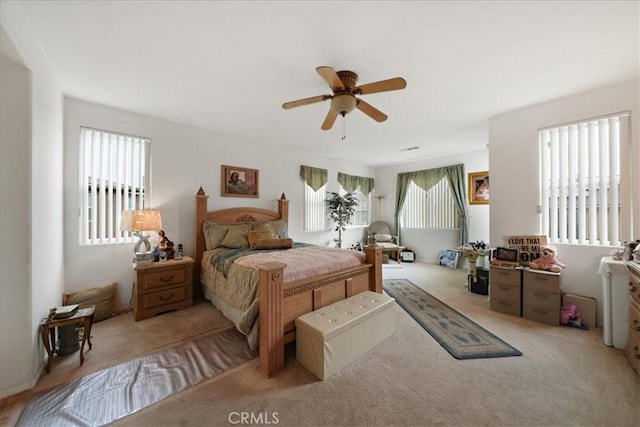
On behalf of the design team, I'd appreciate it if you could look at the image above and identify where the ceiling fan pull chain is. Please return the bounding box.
[341,114,347,140]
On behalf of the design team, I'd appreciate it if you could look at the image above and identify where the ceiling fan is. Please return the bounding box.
[282,66,407,131]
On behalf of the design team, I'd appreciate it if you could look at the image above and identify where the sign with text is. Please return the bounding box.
[506,235,547,265]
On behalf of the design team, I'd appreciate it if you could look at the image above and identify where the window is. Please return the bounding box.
[401,178,457,229]
[538,112,631,246]
[303,183,326,232]
[338,186,371,227]
[79,127,151,245]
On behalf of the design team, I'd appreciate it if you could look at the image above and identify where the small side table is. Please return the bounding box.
[40,305,95,373]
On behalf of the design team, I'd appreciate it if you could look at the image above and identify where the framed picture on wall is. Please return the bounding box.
[221,165,259,198]
[468,171,489,205]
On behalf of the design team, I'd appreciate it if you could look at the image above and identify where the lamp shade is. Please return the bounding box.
[120,209,163,232]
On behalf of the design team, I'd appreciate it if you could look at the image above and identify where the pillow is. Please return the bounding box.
[248,230,278,248]
[374,233,393,242]
[252,237,294,250]
[254,219,288,238]
[63,283,120,323]
[220,227,250,249]
[203,221,250,249]
[202,221,228,250]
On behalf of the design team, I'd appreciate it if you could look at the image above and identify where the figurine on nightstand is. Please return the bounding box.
[529,245,566,273]
[153,230,175,261]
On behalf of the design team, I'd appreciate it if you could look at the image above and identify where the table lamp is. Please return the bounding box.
[120,209,163,263]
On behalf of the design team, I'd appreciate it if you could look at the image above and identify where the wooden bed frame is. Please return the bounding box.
[194,187,382,377]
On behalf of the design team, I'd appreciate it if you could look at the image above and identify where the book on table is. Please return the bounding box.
[53,304,79,319]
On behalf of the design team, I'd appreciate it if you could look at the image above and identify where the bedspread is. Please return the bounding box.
[201,245,366,349]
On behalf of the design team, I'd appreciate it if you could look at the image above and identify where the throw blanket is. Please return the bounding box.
[201,245,366,348]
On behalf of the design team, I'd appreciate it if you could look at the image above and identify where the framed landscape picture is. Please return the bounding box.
[468,171,489,205]
[221,165,259,198]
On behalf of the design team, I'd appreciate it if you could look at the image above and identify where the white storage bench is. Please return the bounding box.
[295,291,395,380]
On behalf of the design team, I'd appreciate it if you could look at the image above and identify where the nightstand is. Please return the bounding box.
[133,256,194,321]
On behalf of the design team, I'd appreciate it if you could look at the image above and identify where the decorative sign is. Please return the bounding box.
[506,235,547,265]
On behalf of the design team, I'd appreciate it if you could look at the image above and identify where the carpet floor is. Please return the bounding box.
[383,278,522,359]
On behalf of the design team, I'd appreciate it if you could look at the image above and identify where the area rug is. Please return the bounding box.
[17,328,256,427]
[383,279,522,359]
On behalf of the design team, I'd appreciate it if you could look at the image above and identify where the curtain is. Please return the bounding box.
[300,165,328,191]
[337,172,375,194]
[394,164,468,246]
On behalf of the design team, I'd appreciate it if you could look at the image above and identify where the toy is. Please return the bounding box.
[529,245,566,273]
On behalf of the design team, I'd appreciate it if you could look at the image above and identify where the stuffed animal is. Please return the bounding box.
[529,245,566,273]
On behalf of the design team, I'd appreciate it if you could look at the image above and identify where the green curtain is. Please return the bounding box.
[443,164,468,246]
[337,172,375,194]
[300,165,328,191]
[394,164,468,246]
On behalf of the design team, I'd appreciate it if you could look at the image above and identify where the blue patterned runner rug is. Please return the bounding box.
[383,279,522,359]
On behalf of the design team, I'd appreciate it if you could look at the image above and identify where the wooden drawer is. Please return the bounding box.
[523,303,559,326]
[523,270,561,293]
[490,267,520,286]
[626,328,640,375]
[139,286,188,310]
[490,297,521,317]
[490,282,521,303]
[524,287,561,309]
[139,266,187,292]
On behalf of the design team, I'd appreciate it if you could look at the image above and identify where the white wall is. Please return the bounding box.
[64,98,375,307]
[374,148,490,264]
[489,80,640,326]
[1,2,65,399]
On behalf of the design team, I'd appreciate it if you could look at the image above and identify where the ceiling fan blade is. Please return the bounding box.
[356,99,388,122]
[355,77,407,95]
[282,94,330,110]
[321,109,338,130]
[316,66,345,91]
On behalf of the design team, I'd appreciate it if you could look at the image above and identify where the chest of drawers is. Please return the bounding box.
[134,256,194,321]
[489,266,522,317]
[522,270,561,326]
[626,262,640,375]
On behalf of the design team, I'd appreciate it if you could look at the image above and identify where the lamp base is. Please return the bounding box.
[135,251,154,266]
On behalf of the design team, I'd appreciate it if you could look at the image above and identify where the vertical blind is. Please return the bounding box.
[303,183,326,232]
[401,178,456,229]
[539,112,630,246]
[80,127,151,245]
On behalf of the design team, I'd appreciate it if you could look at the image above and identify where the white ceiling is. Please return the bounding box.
[14,1,640,167]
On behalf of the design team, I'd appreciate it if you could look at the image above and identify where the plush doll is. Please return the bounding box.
[529,245,566,273]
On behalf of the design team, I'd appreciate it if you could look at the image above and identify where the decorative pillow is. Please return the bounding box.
[254,220,288,238]
[220,227,250,249]
[375,233,393,242]
[202,221,228,250]
[63,283,120,323]
[248,230,278,248]
[252,237,294,250]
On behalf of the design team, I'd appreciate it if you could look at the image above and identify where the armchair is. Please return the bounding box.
[367,221,403,263]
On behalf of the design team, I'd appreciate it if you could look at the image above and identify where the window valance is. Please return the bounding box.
[337,172,375,194]
[300,165,328,191]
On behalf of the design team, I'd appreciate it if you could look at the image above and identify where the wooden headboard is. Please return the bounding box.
[194,186,289,286]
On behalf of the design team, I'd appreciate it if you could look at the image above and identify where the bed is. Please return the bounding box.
[194,187,383,377]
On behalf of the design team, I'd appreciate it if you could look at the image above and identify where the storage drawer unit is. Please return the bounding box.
[489,266,522,317]
[523,270,561,326]
[134,256,195,321]
[627,262,640,375]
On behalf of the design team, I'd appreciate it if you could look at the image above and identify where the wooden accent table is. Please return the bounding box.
[40,305,95,374]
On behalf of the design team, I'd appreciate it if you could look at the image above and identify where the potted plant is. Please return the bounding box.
[326,191,359,248]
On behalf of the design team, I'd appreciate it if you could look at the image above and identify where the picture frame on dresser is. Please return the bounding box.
[221,165,259,198]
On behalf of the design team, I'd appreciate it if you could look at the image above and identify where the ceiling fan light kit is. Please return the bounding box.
[282,66,406,134]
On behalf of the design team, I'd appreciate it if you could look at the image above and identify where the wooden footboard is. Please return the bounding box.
[194,187,383,377]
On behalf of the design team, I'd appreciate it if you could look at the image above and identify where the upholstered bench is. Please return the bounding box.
[295,291,395,380]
